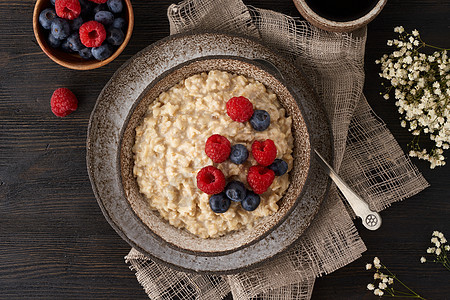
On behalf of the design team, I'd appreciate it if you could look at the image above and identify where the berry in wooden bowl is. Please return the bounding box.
[33,0,133,70]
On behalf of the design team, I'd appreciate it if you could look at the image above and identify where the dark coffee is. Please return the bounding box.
[305,0,379,22]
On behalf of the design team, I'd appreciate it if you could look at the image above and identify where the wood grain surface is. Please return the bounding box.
[0,0,449,299]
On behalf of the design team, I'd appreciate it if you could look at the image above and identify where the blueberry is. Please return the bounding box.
[229,144,248,165]
[209,193,230,213]
[70,17,84,31]
[60,39,74,53]
[107,0,123,14]
[95,11,114,26]
[112,17,126,29]
[67,33,83,52]
[50,18,70,40]
[47,33,61,48]
[106,27,124,46]
[78,47,93,60]
[225,181,247,202]
[91,44,112,60]
[241,191,260,211]
[268,159,288,176]
[93,4,108,14]
[39,8,56,30]
[250,110,270,131]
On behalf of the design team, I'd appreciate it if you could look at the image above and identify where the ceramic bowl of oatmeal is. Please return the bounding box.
[120,56,311,254]
[88,33,332,273]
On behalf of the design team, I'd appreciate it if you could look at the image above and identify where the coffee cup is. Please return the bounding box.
[293,0,387,32]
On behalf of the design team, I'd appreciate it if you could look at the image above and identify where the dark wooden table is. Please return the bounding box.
[1,0,449,299]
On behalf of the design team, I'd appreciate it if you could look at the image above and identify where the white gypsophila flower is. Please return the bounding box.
[373,257,381,265]
[438,232,444,239]
[420,256,426,263]
[445,245,450,251]
[431,237,439,245]
[412,29,419,36]
[374,289,384,296]
[441,237,447,244]
[377,28,450,168]
[383,94,390,100]
[388,278,394,285]
[367,283,375,291]
[427,247,436,253]
[436,248,442,255]
[366,263,372,270]
[374,273,380,280]
[379,282,388,290]
[382,277,388,283]
[394,26,405,33]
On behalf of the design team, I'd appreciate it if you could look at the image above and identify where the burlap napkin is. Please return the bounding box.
[125,0,429,299]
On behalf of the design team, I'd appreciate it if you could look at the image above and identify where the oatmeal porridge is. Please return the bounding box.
[132,70,294,238]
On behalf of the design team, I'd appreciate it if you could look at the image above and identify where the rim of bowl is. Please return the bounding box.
[293,0,387,32]
[32,0,134,70]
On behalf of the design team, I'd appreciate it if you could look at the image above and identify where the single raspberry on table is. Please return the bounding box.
[251,139,277,166]
[50,88,78,117]
[196,166,226,195]
[79,21,106,47]
[205,134,231,163]
[55,0,81,20]
[247,165,275,194]
[226,96,254,122]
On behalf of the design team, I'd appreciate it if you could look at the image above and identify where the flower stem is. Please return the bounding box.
[382,265,426,299]
[422,43,450,51]
[417,36,450,51]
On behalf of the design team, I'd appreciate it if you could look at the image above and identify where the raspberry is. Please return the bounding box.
[50,88,78,117]
[251,139,277,166]
[79,21,106,47]
[205,134,231,163]
[196,166,226,195]
[55,0,81,20]
[226,96,254,122]
[247,165,275,194]
[89,0,108,3]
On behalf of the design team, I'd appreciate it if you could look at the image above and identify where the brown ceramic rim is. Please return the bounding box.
[293,0,387,32]
[32,0,134,70]
[86,32,333,274]
[118,55,311,256]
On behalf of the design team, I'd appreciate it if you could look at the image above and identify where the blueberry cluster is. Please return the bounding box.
[209,182,261,213]
[38,0,127,61]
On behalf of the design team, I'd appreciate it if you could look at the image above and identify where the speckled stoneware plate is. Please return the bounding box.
[87,32,332,274]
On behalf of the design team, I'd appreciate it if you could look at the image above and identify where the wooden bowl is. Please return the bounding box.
[33,0,134,70]
[293,0,387,32]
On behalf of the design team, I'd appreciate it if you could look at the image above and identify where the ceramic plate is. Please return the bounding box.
[87,32,332,274]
